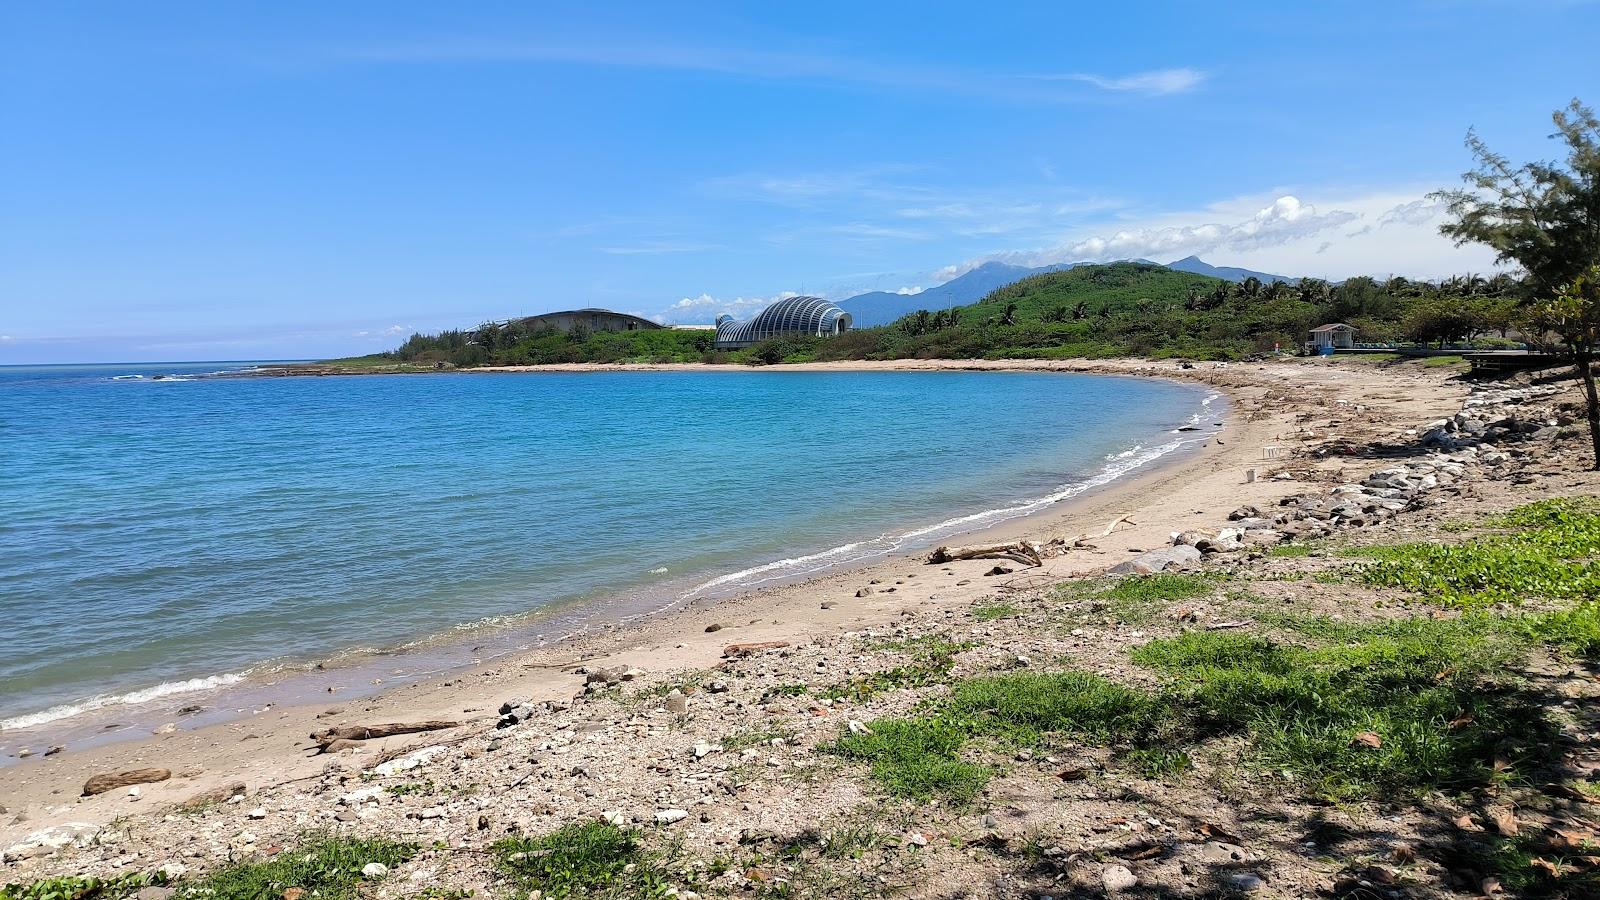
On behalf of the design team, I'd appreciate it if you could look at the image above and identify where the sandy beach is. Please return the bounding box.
[0,356,1468,841]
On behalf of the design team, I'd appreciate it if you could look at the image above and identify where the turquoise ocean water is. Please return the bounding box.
[0,363,1217,736]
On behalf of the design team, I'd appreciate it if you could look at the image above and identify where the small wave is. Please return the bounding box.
[681,426,1215,601]
[110,374,145,381]
[0,672,247,732]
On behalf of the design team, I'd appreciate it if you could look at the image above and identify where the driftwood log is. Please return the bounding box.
[927,540,1044,567]
[83,767,170,797]
[308,720,459,753]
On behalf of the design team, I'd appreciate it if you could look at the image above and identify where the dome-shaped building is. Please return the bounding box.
[713,296,852,350]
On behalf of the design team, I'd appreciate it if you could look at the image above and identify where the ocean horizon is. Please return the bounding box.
[0,362,1217,737]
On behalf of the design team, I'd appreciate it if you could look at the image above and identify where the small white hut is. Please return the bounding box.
[1308,323,1358,353]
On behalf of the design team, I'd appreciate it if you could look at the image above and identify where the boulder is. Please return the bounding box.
[1109,545,1202,575]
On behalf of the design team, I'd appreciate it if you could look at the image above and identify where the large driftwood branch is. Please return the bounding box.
[309,720,460,752]
[1101,514,1136,536]
[927,541,1044,567]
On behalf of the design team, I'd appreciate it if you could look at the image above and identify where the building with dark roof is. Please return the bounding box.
[713,296,852,350]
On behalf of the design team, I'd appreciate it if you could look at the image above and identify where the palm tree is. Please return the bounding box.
[1000,303,1019,326]
[1240,276,1263,301]
[1297,278,1330,305]
[1071,300,1089,320]
[1263,280,1288,302]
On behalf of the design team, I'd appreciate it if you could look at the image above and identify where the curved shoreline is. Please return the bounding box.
[1,356,1472,846]
[0,364,1218,754]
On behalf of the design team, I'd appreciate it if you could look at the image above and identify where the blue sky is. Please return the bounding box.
[3,1,1598,363]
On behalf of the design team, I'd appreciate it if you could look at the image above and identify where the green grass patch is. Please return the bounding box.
[1421,354,1467,367]
[1099,573,1214,603]
[971,602,1022,622]
[1056,573,1217,624]
[1512,602,1600,659]
[1350,498,1600,606]
[833,670,1157,801]
[173,835,415,900]
[942,672,1157,746]
[1131,623,1556,799]
[492,822,674,900]
[832,717,991,801]
[2,875,154,900]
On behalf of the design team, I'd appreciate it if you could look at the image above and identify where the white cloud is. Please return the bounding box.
[1031,67,1207,96]
[1377,198,1447,228]
[353,324,412,338]
[930,189,1501,283]
[968,195,1356,270]
[0,335,13,342]
[664,291,802,323]
[895,286,923,295]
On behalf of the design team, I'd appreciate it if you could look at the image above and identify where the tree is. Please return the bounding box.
[1534,267,1600,464]
[1434,99,1600,467]
[1298,278,1330,305]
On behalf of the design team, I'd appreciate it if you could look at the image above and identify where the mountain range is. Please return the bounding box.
[838,257,1297,327]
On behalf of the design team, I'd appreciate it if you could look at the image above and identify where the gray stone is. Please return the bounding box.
[1102,864,1138,892]
[1109,545,1202,575]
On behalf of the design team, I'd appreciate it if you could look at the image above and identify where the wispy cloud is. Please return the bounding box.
[1027,67,1207,96]
[318,39,1206,104]
[599,241,722,256]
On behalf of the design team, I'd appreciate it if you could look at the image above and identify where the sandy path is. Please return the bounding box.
[0,356,1465,842]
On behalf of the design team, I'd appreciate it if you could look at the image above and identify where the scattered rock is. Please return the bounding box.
[1102,864,1138,892]
[655,809,688,825]
[361,863,389,879]
[1224,872,1266,892]
[704,623,724,633]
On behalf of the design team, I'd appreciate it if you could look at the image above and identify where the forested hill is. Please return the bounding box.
[353,263,1525,368]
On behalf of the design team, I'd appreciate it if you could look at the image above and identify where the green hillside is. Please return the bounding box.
[362,262,1525,368]
[800,261,1329,361]
[967,263,1222,321]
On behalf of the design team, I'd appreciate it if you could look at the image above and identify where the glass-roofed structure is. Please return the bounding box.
[713,296,853,350]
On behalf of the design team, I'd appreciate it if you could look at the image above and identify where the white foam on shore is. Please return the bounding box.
[0,672,247,732]
[681,402,1221,600]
